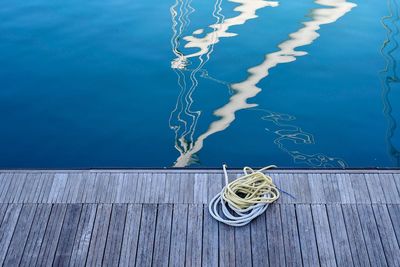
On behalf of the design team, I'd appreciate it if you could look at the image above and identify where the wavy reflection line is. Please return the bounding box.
[174,0,356,167]
[172,0,279,69]
[381,0,400,166]
[255,108,347,168]
[169,0,224,163]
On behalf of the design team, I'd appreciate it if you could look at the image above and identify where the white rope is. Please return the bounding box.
[208,164,280,227]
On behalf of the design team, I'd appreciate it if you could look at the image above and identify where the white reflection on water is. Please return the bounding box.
[172,0,356,167]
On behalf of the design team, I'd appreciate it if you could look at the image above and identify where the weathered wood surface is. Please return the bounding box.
[0,170,398,266]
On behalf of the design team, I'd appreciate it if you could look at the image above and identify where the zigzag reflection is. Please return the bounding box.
[381,0,400,166]
[173,0,355,167]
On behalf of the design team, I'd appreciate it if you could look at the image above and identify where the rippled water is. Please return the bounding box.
[0,0,399,168]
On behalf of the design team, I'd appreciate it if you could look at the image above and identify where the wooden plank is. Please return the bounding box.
[202,205,219,267]
[124,173,138,203]
[69,204,97,267]
[119,204,142,267]
[94,173,111,203]
[296,204,319,267]
[105,173,120,203]
[337,174,356,204]
[103,204,128,266]
[0,204,8,225]
[86,204,112,266]
[266,204,285,266]
[293,173,312,203]
[163,173,173,203]
[326,204,354,266]
[387,204,400,249]
[194,173,208,204]
[372,204,400,267]
[357,204,387,267]
[10,173,28,203]
[178,173,188,203]
[380,174,400,204]
[53,204,83,266]
[0,204,22,265]
[16,173,40,203]
[308,173,326,203]
[250,209,269,267]
[114,172,125,203]
[134,173,145,203]
[152,204,173,267]
[169,204,188,267]
[281,204,302,266]
[219,222,235,267]
[2,173,21,203]
[350,174,371,203]
[186,204,203,267]
[364,174,385,204]
[37,173,54,204]
[311,204,337,267]
[19,204,52,266]
[47,173,68,203]
[322,174,341,203]
[207,173,223,203]
[235,224,252,267]
[66,173,83,203]
[3,204,36,266]
[0,173,13,202]
[82,173,97,203]
[136,204,158,267]
[60,173,75,203]
[36,204,68,266]
[341,204,371,267]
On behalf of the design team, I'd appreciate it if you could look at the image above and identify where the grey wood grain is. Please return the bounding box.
[0,204,8,226]
[322,174,341,203]
[19,204,52,267]
[235,224,252,267]
[0,204,23,265]
[17,173,40,203]
[36,204,68,266]
[357,204,387,267]
[152,204,173,267]
[119,204,142,267]
[381,174,400,204]
[349,174,371,203]
[266,204,285,266]
[364,174,386,204]
[186,204,203,267]
[296,204,320,267]
[0,173,13,202]
[103,204,127,266]
[281,204,303,266]
[309,174,326,203]
[194,173,208,204]
[341,204,371,267]
[10,173,28,203]
[219,222,235,267]
[294,173,312,203]
[47,173,68,203]
[372,204,400,267]
[53,204,82,266]
[3,204,37,266]
[125,173,139,203]
[208,173,223,203]
[312,204,337,267]
[69,204,97,267]
[387,204,400,251]
[136,204,158,267]
[169,204,188,267]
[250,210,269,267]
[82,173,97,203]
[86,204,112,266]
[202,205,219,267]
[337,174,356,204]
[37,173,54,204]
[326,204,354,266]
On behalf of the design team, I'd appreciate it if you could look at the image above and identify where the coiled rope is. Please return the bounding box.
[208,164,280,227]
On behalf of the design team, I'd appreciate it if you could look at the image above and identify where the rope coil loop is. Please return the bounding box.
[208,164,280,227]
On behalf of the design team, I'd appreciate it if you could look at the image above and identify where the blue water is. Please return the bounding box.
[0,0,399,168]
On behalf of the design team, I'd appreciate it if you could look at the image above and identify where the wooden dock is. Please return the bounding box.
[0,169,399,266]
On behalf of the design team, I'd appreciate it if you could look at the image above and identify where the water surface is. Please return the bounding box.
[0,0,399,168]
